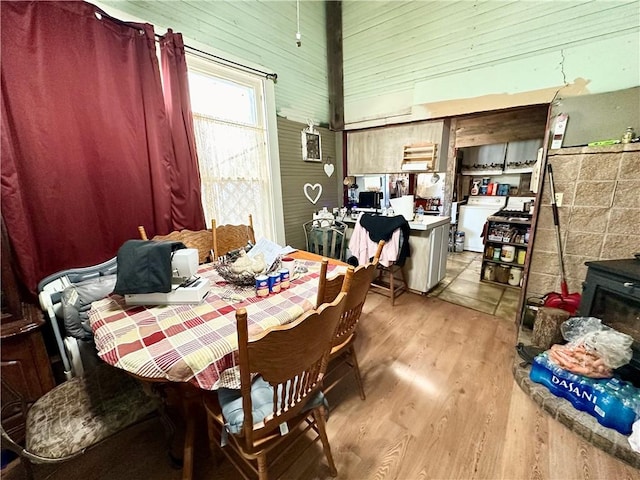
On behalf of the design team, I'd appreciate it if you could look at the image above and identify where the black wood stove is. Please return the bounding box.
[578,257,640,385]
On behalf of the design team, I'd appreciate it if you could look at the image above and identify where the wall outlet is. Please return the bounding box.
[555,192,564,206]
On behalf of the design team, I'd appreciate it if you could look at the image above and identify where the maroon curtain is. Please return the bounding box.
[1,1,176,294]
[159,30,206,233]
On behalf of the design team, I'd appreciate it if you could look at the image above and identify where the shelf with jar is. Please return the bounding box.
[481,259,525,288]
[480,276,522,290]
[486,222,530,244]
[481,220,530,288]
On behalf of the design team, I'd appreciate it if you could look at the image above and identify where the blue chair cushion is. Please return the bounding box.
[217,376,327,434]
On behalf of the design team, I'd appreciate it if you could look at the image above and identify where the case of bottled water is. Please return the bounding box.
[530,353,640,435]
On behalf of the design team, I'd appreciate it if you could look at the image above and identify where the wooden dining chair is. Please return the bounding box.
[137,225,213,264]
[211,214,256,260]
[202,292,348,480]
[316,240,383,400]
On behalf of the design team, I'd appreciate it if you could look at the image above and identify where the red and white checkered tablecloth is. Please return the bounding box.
[89,259,336,390]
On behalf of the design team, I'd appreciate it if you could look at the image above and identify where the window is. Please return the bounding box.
[187,56,278,243]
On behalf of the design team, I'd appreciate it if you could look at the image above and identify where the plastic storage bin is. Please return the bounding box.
[454,231,465,252]
[530,353,640,435]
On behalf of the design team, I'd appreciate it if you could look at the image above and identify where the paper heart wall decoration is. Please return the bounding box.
[303,183,322,204]
[323,163,334,177]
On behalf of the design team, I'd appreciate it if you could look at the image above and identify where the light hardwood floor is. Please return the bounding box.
[5,293,637,480]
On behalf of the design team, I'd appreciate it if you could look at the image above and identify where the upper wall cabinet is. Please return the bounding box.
[460,139,543,175]
[503,139,543,173]
[347,119,449,174]
[461,143,507,174]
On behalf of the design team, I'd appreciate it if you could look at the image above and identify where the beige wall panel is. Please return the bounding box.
[602,234,640,260]
[525,144,640,298]
[620,150,640,178]
[613,181,640,209]
[346,120,446,174]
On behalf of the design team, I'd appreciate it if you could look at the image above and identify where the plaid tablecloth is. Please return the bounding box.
[89,259,336,390]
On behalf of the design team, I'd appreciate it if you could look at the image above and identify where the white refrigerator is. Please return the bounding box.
[457,196,507,252]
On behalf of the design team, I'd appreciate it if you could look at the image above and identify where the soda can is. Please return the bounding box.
[267,272,281,294]
[279,268,290,289]
[255,274,269,297]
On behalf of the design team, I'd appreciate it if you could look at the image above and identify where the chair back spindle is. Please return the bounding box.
[138,225,148,241]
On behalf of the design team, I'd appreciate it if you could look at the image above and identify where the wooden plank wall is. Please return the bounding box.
[454,106,550,148]
[277,118,341,250]
[326,1,344,131]
[342,1,639,126]
[100,0,330,125]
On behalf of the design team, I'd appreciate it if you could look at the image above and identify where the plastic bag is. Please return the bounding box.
[547,317,633,378]
[630,419,640,453]
[561,317,634,368]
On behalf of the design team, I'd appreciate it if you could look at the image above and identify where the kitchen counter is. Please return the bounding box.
[404,217,450,293]
[343,215,449,231]
[344,215,451,293]
[408,216,450,231]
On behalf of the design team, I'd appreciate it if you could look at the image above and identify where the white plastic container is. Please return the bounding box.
[389,195,415,221]
[500,245,516,262]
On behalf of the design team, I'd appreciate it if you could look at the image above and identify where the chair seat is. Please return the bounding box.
[26,363,159,460]
[217,376,327,435]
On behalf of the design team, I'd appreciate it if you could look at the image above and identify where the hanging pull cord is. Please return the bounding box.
[296,0,302,47]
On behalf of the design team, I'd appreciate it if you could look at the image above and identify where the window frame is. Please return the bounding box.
[186,54,285,244]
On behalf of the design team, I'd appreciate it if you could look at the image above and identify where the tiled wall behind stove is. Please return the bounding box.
[526,144,640,297]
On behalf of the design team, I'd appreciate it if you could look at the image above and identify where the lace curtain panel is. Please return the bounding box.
[193,113,273,242]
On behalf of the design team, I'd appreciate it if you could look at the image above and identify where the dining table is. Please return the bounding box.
[88,250,345,480]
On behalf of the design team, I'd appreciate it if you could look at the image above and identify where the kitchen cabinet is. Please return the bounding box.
[2,308,56,443]
[480,217,531,289]
[404,217,450,293]
[1,219,55,443]
[347,119,449,174]
[460,139,542,175]
[503,139,543,173]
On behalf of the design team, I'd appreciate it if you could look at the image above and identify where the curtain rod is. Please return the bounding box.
[181,44,277,82]
[95,7,277,82]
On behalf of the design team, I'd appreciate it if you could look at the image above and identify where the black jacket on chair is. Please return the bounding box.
[359,214,410,266]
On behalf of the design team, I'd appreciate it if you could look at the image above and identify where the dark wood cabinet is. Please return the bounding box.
[1,219,55,443]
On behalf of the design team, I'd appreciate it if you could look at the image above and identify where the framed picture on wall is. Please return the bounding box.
[302,122,321,162]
